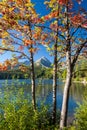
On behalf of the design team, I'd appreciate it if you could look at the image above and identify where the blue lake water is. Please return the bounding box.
[0,79,86,116]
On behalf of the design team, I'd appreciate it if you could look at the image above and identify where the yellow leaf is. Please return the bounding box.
[2,39,6,45]
[2,32,9,38]
[25,3,34,7]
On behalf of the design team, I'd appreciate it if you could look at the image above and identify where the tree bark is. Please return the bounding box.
[60,49,72,129]
[28,19,36,110]
[52,41,58,124]
[30,49,36,110]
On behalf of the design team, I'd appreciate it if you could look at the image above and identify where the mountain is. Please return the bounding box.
[12,60,30,69]
[35,56,52,68]
[12,57,51,69]
[23,61,30,66]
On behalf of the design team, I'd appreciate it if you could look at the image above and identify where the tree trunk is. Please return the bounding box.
[52,39,58,124]
[59,2,72,129]
[30,50,36,110]
[28,19,36,110]
[60,50,72,129]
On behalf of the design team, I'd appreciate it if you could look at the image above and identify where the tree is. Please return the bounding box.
[40,1,59,124]
[44,0,87,128]
[0,0,44,110]
[40,0,66,124]
[59,1,87,129]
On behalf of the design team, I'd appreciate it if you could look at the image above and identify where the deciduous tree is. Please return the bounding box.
[44,0,87,129]
[0,0,44,110]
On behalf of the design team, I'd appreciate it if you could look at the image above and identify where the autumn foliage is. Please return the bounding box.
[0,63,7,71]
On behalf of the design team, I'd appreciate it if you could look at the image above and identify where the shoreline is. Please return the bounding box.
[62,80,87,84]
[73,80,87,84]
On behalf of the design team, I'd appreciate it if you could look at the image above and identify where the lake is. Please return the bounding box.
[0,79,86,117]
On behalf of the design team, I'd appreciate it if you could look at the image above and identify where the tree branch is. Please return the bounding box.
[34,24,66,40]
[71,39,87,68]
[0,47,30,61]
[71,19,87,38]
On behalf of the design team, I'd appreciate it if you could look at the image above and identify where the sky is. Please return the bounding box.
[0,0,53,63]
[0,0,87,63]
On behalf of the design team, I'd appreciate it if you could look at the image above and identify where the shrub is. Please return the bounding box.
[0,86,59,130]
[74,101,87,130]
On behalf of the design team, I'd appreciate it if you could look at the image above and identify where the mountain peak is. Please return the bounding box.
[35,57,51,68]
[14,57,52,69]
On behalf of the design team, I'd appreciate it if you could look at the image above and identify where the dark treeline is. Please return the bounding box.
[0,60,87,80]
[0,71,27,79]
[0,65,53,79]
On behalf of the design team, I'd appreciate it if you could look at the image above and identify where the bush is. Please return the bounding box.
[64,88,87,130]
[74,101,87,130]
[0,86,59,130]
[75,77,80,81]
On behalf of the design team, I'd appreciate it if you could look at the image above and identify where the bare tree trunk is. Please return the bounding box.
[59,2,72,129]
[52,41,57,124]
[28,18,36,110]
[52,3,62,125]
[52,5,59,123]
[30,50,36,110]
[60,50,72,129]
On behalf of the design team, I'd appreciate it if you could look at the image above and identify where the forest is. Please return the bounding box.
[0,0,87,130]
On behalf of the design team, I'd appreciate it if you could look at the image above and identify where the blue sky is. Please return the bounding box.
[0,0,87,63]
[0,0,53,63]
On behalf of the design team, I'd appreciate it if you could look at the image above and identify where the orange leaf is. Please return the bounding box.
[24,39,34,46]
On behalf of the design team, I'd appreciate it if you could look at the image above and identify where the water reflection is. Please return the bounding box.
[35,80,86,114]
[0,79,87,116]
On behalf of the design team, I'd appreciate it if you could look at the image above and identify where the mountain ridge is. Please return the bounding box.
[16,56,52,68]
[35,56,52,68]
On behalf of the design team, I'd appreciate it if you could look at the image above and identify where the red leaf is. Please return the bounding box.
[18,46,24,51]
